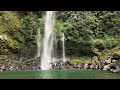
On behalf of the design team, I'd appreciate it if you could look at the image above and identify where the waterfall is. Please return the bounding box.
[37,28,41,58]
[54,33,58,58]
[62,33,66,62]
[41,11,55,70]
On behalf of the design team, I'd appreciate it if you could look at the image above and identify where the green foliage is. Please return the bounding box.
[92,56,99,61]
[38,18,44,35]
[19,13,40,58]
[7,38,20,51]
[67,55,91,64]
[0,11,21,35]
[0,11,40,59]
[0,11,22,56]
[56,11,120,59]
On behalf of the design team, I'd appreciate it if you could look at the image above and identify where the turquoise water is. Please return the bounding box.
[0,70,120,79]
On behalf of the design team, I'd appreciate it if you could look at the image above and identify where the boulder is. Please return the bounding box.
[105,59,111,64]
[69,66,74,69]
[110,69,114,72]
[90,64,95,69]
[72,63,79,68]
[84,64,89,69]
[79,65,84,69]
[95,64,99,69]
[112,60,118,63]
[77,63,84,69]
[112,69,119,73]
[88,62,92,65]
[66,61,72,66]
[112,53,120,60]
[110,65,116,69]
[103,64,110,71]
[99,65,104,70]
[110,65,120,73]
[101,60,107,65]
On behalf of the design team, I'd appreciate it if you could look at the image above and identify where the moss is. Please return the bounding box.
[68,56,91,65]
[0,55,8,60]
[69,59,84,64]
[110,46,120,55]
[93,56,98,60]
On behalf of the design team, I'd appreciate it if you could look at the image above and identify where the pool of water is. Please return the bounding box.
[0,70,120,79]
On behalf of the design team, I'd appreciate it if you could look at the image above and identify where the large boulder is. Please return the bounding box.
[95,64,99,69]
[101,60,107,65]
[90,64,95,69]
[112,53,120,60]
[109,65,120,73]
[112,60,118,63]
[110,65,117,69]
[84,64,89,69]
[99,64,104,70]
[66,61,72,66]
[105,59,111,64]
[73,64,77,68]
[90,64,99,70]
[103,64,110,71]
[77,63,84,69]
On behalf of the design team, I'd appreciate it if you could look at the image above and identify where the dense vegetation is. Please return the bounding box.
[0,11,120,62]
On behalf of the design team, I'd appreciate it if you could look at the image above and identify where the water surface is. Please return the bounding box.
[0,70,120,79]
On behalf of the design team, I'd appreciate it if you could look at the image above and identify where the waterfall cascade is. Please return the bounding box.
[37,11,66,70]
[62,33,66,62]
[41,11,55,70]
[37,28,41,58]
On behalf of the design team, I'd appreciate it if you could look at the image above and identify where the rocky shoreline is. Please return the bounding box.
[0,58,41,71]
[50,59,120,73]
[0,55,120,73]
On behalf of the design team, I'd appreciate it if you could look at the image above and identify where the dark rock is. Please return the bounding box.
[110,65,116,69]
[112,53,120,60]
[66,61,72,66]
[88,63,92,66]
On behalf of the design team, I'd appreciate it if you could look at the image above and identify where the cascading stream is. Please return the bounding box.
[41,11,55,70]
[62,33,66,62]
[37,28,41,58]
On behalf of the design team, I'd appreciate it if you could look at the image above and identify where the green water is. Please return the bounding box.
[0,70,120,79]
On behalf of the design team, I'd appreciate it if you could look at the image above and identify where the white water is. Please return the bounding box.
[37,28,41,58]
[54,33,58,58]
[41,11,55,70]
[62,33,66,62]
